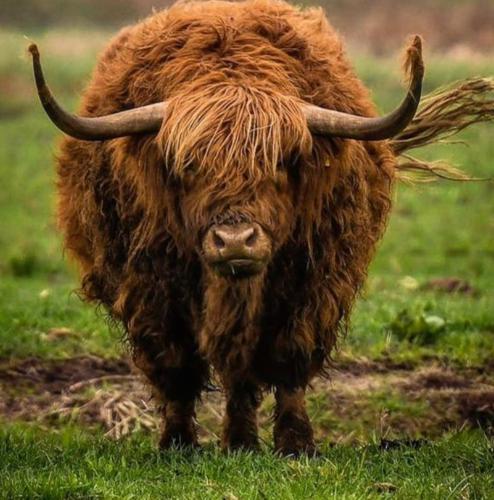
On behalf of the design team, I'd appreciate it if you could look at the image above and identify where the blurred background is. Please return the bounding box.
[2,0,494,54]
[0,0,493,448]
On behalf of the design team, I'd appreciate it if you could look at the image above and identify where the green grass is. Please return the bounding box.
[0,28,493,498]
[0,278,120,358]
[1,425,493,499]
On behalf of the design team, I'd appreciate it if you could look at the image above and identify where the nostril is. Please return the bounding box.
[245,227,258,247]
[212,231,226,249]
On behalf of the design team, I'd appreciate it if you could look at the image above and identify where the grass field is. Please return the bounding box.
[0,28,493,498]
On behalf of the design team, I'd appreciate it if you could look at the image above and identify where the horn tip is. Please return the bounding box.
[404,35,425,80]
[411,35,423,53]
[28,43,39,58]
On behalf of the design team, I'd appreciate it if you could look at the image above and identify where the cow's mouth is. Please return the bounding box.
[212,258,265,278]
[202,222,272,279]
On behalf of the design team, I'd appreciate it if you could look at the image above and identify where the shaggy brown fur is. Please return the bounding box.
[56,0,396,453]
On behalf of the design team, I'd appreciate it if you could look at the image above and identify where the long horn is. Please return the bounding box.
[29,44,167,141]
[30,36,423,142]
[303,36,424,140]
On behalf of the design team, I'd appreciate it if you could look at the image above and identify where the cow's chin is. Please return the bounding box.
[208,258,267,279]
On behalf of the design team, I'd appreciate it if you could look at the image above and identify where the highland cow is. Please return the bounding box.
[30,0,494,454]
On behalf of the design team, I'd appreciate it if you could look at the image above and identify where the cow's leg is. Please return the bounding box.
[158,357,209,449]
[273,386,315,456]
[222,380,261,451]
[127,298,208,450]
[133,348,208,449]
[119,276,208,449]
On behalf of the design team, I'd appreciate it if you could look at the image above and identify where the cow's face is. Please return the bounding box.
[173,163,299,279]
[202,170,298,278]
[160,86,313,280]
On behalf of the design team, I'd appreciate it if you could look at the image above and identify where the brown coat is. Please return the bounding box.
[56,0,395,451]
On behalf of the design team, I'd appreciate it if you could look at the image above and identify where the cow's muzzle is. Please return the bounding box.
[202,223,271,278]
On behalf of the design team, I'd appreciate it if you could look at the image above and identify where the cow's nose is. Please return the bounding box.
[203,222,272,278]
[212,225,258,254]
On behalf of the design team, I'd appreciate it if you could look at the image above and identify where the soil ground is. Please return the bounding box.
[2,355,493,445]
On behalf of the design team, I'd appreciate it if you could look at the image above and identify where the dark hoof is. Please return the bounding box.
[222,428,260,453]
[222,439,260,453]
[274,412,316,458]
[159,423,199,450]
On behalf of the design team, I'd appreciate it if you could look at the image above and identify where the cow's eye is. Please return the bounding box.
[275,170,288,190]
[278,153,300,172]
[182,166,197,189]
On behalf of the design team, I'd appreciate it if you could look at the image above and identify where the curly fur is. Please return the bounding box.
[56,0,395,447]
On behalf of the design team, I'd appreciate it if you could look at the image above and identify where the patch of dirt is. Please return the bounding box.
[1,356,493,444]
[456,391,494,428]
[400,367,473,391]
[0,356,131,425]
[423,278,478,296]
[0,355,130,392]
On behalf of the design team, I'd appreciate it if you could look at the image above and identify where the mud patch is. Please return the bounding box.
[1,356,493,444]
[0,356,130,392]
[0,356,131,423]
[400,367,473,391]
[423,278,478,296]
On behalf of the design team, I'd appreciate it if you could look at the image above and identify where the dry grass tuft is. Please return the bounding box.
[45,375,159,439]
[392,78,494,181]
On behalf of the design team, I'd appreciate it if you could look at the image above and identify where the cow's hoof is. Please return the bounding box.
[273,412,316,457]
[159,422,199,450]
[222,428,260,452]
